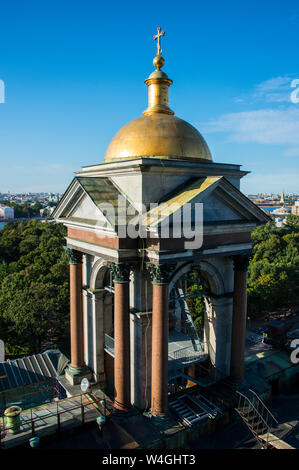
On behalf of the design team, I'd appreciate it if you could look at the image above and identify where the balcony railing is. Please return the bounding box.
[168,344,205,361]
[168,345,207,371]
[104,333,207,370]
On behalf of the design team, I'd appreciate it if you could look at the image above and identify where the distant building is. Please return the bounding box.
[40,206,55,217]
[292,200,299,216]
[273,205,291,227]
[0,205,14,220]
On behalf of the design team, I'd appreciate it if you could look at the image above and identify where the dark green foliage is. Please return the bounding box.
[183,214,299,325]
[0,220,69,355]
[247,215,299,318]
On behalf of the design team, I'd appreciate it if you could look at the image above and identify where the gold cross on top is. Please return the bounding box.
[153,26,165,56]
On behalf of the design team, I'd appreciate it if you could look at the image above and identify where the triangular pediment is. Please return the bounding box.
[68,192,111,227]
[52,178,113,231]
[53,177,139,233]
[141,176,270,234]
[53,175,270,239]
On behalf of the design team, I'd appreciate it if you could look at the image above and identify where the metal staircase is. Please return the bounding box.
[169,391,222,427]
[175,281,202,352]
[235,389,278,448]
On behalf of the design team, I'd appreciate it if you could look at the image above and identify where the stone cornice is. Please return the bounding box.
[52,178,82,220]
[79,157,243,171]
[76,159,247,181]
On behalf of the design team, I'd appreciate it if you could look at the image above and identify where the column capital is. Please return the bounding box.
[233,254,250,272]
[64,247,83,265]
[146,263,175,285]
[107,262,132,283]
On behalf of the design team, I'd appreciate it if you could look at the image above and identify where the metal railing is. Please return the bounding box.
[104,334,115,356]
[235,390,278,449]
[168,343,206,360]
[175,283,202,352]
[105,332,206,369]
[0,393,106,448]
[248,388,278,427]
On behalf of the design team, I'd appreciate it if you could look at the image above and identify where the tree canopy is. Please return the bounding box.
[181,214,299,325]
[0,220,69,355]
[247,214,299,318]
[0,213,298,357]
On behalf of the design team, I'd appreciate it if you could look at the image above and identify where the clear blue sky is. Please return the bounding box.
[0,0,298,194]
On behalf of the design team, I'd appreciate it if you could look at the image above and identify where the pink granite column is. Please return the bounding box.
[108,262,131,411]
[148,264,172,417]
[64,248,91,385]
[230,254,249,384]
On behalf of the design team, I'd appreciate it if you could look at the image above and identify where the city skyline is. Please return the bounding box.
[0,190,298,197]
[0,0,298,193]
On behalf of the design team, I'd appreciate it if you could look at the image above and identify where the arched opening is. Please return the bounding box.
[87,258,231,410]
[167,262,224,394]
[88,262,115,396]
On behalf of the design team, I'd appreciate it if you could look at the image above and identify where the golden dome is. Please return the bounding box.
[104,114,212,162]
[104,27,212,163]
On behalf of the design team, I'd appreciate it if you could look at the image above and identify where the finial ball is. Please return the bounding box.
[153,55,165,70]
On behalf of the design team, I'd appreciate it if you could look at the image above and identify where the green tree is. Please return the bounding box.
[185,269,206,338]
[0,220,69,355]
[247,216,299,319]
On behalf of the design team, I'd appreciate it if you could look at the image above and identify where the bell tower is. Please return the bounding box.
[54,27,270,415]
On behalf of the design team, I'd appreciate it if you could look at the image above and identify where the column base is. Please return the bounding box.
[227,377,248,391]
[65,365,93,386]
[147,410,169,420]
[113,401,131,412]
[111,406,137,422]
